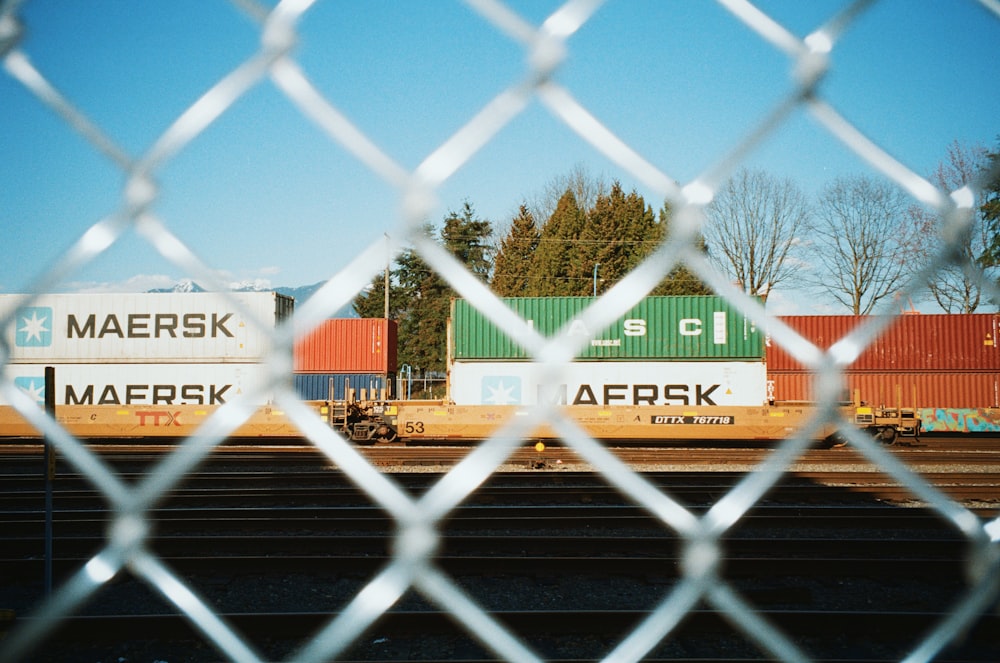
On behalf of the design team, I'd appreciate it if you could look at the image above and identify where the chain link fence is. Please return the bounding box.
[2,0,999,661]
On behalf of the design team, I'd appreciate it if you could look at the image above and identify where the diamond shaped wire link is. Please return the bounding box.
[1,0,998,662]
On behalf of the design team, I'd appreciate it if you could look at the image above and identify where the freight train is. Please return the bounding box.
[0,393,920,445]
[0,293,932,444]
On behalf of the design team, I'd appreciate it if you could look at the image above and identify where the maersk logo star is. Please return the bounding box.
[482,376,521,405]
[16,307,53,347]
[14,377,46,404]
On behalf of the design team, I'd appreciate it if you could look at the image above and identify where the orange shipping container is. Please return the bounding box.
[294,319,397,374]
[767,371,1000,409]
[767,314,1000,372]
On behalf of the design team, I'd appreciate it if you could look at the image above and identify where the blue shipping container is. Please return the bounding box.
[294,373,391,400]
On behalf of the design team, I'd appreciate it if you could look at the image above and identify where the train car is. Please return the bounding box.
[320,390,919,445]
[0,397,919,445]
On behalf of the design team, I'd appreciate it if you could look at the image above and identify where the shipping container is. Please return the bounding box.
[449,361,767,406]
[293,373,391,401]
[766,371,1000,409]
[451,296,764,361]
[1,292,293,364]
[767,314,1000,372]
[3,363,274,406]
[294,318,397,373]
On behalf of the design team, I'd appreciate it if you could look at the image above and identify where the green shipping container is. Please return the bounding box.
[450,296,764,361]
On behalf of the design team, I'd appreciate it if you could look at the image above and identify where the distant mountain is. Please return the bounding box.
[274,281,322,303]
[148,279,205,293]
[147,279,358,318]
[274,282,358,318]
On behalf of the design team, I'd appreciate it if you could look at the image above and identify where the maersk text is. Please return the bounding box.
[66,313,235,339]
[65,383,232,405]
[540,383,722,406]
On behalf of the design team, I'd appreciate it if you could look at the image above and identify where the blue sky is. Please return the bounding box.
[1,1,997,313]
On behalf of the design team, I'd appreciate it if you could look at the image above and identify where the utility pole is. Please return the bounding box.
[384,233,390,319]
[44,366,55,596]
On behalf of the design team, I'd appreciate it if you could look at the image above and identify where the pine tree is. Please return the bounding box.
[583,182,658,295]
[651,201,714,296]
[353,271,406,319]
[527,189,586,295]
[441,201,493,282]
[517,182,712,297]
[491,204,540,296]
[981,141,1000,271]
[395,205,493,376]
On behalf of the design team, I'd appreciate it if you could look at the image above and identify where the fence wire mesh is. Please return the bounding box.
[2,0,999,661]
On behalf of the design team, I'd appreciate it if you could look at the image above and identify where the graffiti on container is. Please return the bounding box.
[919,408,1000,433]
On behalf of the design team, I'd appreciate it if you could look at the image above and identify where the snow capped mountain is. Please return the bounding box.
[149,279,276,294]
[146,280,357,317]
[147,279,204,293]
[228,279,274,292]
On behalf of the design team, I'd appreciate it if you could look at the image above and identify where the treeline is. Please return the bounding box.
[355,140,1000,376]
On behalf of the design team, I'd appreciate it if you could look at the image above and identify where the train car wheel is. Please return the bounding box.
[824,431,848,448]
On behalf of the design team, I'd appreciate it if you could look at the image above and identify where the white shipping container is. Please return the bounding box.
[448,361,768,407]
[2,363,274,406]
[1,292,292,363]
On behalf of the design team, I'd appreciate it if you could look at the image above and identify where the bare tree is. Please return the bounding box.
[703,168,808,299]
[807,175,918,315]
[527,163,606,221]
[909,140,991,312]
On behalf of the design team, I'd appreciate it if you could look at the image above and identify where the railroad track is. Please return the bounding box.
[3,465,1000,504]
[3,466,999,662]
[27,609,1000,662]
[4,437,1000,471]
[0,436,1000,468]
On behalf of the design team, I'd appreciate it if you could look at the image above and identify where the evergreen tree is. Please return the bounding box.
[527,189,587,295]
[583,182,658,295]
[399,257,449,376]
[394,205,493,376]
[441,201,493,282]
[517,182,712,298]
[491,204,540,296]
[982,141,1000,269]
[353,269,407,320]
[651,201,714,296]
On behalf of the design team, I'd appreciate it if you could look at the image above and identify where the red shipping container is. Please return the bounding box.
[294,319,397,373]
[766,314,1000,372]
[767,371,1000,409]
